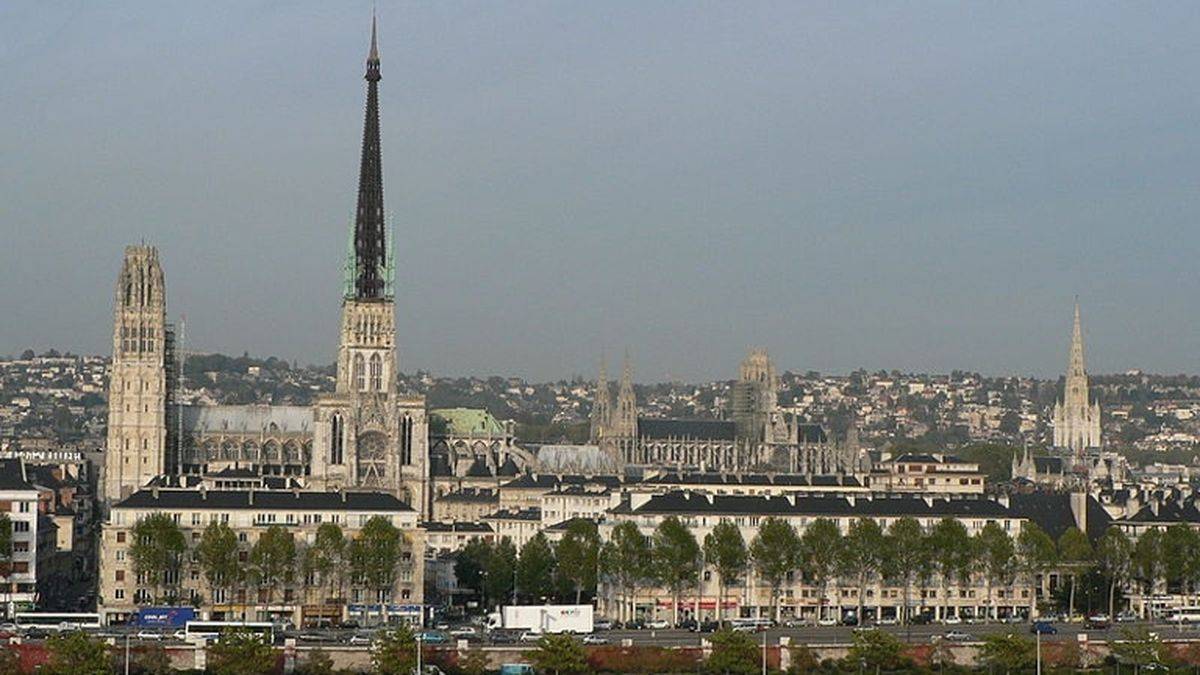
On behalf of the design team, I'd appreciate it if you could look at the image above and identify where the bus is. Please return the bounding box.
[183,621,275,643]
[14,612,102,631]
[1165,607,1200,624]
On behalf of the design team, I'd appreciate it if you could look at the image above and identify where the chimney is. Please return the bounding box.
[151,484,159,499]
[248,487,254,506]
[340,487,347,503]
[996,493,1010,508]
[199,484,207,501]
[1069,492,1088,534]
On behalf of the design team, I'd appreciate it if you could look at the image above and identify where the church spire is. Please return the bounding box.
[1069,298,1085,378]
[349,14,388,300]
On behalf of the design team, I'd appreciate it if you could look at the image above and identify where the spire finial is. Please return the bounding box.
[369,10,380,63]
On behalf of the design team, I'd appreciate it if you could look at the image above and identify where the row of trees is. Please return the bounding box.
[128,514,409,609]
[593,514,1159,625]
[454,520,601,607]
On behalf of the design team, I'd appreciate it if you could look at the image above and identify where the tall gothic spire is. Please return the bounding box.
[1068,298,1085,378]
[348,14,389,300]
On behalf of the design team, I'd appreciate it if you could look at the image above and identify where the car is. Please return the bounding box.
[943,630,972,642]
[348,633,374,646]
[876,617,898,626]
[136,630,163,641]
[0,623,16,633]
[646,619,670,630]
[941,615,962,625]
[1117,612,1139,623]
[489,631,520,645]
[1004,615,1026,624]
[23,627,49,640]
[676,618,697,631]
[419,631,449,644]
[519,631,542,643]
[449,626,477,638]
[434,622,450,630]
[1030,621,1058,635]
[1085,615,1111,630]
[582,634,609,645]
[300,633,336,643]
[841,614,859,627]
[172,629,187,641]
[817,617,838,627]
[698,620,721,633]
[340,621,360,630]
[593,619,614,631]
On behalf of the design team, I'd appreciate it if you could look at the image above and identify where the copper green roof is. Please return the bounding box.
[430,407,506,437]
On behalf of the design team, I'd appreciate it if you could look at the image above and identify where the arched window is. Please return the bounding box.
[353,354,365,391]
[369,353,383,391]
[330,414,344,465]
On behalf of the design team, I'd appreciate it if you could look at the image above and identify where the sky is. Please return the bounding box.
[2,2,1199,382]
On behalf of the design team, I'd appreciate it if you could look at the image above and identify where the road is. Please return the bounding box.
[17,620,1200,648]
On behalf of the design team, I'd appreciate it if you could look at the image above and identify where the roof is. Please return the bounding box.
[621,491,1015,518]
[534,445,618,474]
[465,457,494,478]
[1033,457,1065,474]
[483,507,542,522]
[892,453,966,464]
[182,405,312,434]
[1008,493,1112,542]
[497,457,522,477]
[430,408,506,438]
[115,488,414,512]
[638,418,737,441]
[1124,500,1200,525]
[641,472,863,488]
[436,489,499,503]
[501,473,623,490]
[422,521,494,533]
[0,459,34,491]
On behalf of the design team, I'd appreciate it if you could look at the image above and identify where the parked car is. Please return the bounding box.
[582,634,609,645]
[1117,612,1139,623]
[941,615,962,625]
[646,619,670,630]
[518,631,541,643]
[625,618,646,630]
[593,619,614,631]
[449,626,477,638]
[676,618,697,631]
[348,633,374,646]
[817,617,838,627]
[876,617,898,626]
[489,631,520,645]
[943,630,972,642]
[1085,615,1111,630]
[1030,621,1058,635]
[698,620,721,633]
[136,630,163,641]
[419,631,449,645]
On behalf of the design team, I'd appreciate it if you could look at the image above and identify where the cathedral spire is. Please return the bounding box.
[1069,298,1085,378]
[349,15,388,300]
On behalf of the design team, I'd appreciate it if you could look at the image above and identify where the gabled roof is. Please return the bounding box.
[638,418,736,441]
[182,405,311,434]
[501,473,622,490]
[1008,493,1112,542]
[465,457,494,478]
[621,491,1014,518]
[483,507,542,522]
[497,457,522,477]
[0,459,34,491]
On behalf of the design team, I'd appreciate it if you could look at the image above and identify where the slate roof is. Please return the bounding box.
[465,458,494,478]
[0,459,34,491]
[497,457,522,477]
[483,507,542,521]
[641,472,863,488]
[1123,500,1200,525]
[620,491,1014,518]
[638,418,737,441]
[501,473,623,490]
[115,489,414,512]
[436,489,499,503]
[422,521,494,533]
[1008,493,1113,542]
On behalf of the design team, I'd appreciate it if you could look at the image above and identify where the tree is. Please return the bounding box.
[349,516,406,613]
[524,633,589,675]
[1161,523,1199,600]
[131,643,173,675]
[847,629,907,673]
[704,520,748,627]
[196,521,240,607]
[978,632,1035,673]
[0,646,21,675]
[749,517,801,623]
[485,538,518,607]
[651,516,700,626]
[517,533,557,603]
[883,517,927,625]
[600,522,651,623]
[800,518,843,622]
[371,625,418,675]
[44,631,111,675]
[1111,627,1167,672]
[555,520,600,604]
[704,628,759,675]
[1016,522,1057,619]
[1132,528,1164,602]
[839,518,886,626]
[975,522,1016,621]
[207,628,276,675]
[1057,527,1093,621]
[250,525,296,605]
[129,514,187,603]
[928,518,973,621]
[303,522,345,605]
[455,538,493,604]
[1096,527,1132,619]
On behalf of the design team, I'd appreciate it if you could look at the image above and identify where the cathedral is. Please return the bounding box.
[1052,301,1102,456]
[589,349,861,475]
[103,21,435,515]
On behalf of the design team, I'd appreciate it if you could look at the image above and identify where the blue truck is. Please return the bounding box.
[134,607,197,628]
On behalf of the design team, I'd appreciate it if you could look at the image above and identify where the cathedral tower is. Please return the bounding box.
[104,246,169,502]
[589,357,612,444]
[311,17,428,515]
[1052,301,1101,456]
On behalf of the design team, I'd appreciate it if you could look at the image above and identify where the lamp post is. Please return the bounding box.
[416,631,423,675]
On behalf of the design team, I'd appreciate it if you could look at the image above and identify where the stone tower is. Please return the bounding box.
[1052,301,1101,456]
[104,246,170,502]
[310,17,428,515]
[589,357,612,444]
[607,353,638,462]
[732,348,788,451]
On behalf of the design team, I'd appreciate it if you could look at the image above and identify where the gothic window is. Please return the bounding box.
[283,441,300,464]
[369,353,383,391]
[263,440,280,463]
[330,414,344,465]
[353,354,365,391]
[242,443,259,463]
[356,431,388,486]
[221,442,236,461]
[400,416,412,465]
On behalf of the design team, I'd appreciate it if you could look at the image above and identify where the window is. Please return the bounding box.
[116,570,125,582]
[116,550,126,562]
[353,354,365,391]
[114,588,125,600]
[18,501,30,513]
[369,353,383,391]
[12,521,29,533]
[331,414,344,465]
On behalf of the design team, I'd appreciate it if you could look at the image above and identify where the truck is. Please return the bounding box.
[487,605,593,635]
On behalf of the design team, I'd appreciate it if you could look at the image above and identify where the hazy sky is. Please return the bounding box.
[3,2,1199,381]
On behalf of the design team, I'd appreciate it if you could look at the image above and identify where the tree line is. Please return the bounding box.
[454,520,602,607]
[127,514,410,611]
